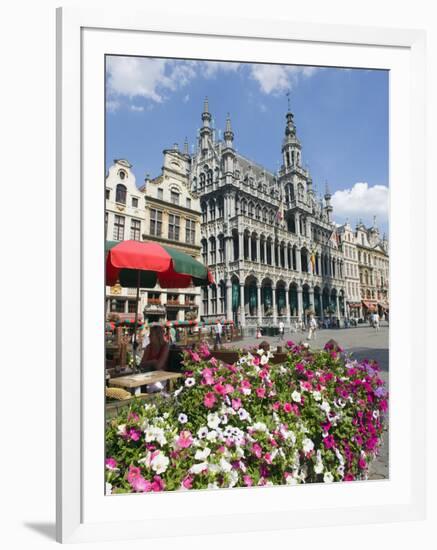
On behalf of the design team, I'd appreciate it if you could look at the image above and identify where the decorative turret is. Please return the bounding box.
[223,113,234,149]
[199,97,212,153]
[324,181,333,222]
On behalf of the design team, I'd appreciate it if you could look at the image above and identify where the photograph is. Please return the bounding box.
[104,56,389,495]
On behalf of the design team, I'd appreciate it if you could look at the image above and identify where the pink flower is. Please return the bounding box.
[323,435,336,449]
[358,456,367,470]
[201,368,215,385]
[252,355,260,366]
[213,383,226,396]
[344,473,355,481]
[232,398,242,410]
[243,475,253,487]
[181,475,193,490]
[127,412,139,422]
[151,475,165,492]
[105,458,118,470]
[264,452,272,464]
[128,428,141,441]
[283,402,292,413]
[127,466,141,483]
[256,387,266,399]
[190,351,201,362]
[176,430,193,449]
[272,401,281,411]
[224,384,235,395]
[252,443,262,458]
[209,357,218,367]
[130,475,152,492]
[204,392,216,409]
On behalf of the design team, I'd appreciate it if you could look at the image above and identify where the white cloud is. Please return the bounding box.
[130,105,144,112]
[202,61,240,78]
[106,57,197,104]
[331,182,389,224]
[250,65,319,95]
[106,99,120,112]
[183,94,190,103]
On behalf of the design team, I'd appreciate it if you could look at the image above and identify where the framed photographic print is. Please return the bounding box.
[56,7,426,543]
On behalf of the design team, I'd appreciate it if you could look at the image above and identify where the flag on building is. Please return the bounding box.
[309,246,317,274]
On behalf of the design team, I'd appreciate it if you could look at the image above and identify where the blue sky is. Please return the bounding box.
[106,56,389,236]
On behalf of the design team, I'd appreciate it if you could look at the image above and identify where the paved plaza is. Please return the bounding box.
[223,322,389,480]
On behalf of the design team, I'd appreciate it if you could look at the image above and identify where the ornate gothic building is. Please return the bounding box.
[190,99,347,330]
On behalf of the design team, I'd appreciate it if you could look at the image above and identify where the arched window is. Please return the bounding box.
[199,173,205,188]
[201,202,207,223]
[269,210,275,224]
[115,184,127,204]
[255,205,261,220]
[297,183,304,202]
[207,169,213,185]
[248,202,254,218]
[262,208,267,222]
[209,200,216,221]
[217,198,224,218]
[241,199,247,215]
[201,239,208,264]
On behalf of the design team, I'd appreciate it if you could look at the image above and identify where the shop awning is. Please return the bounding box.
[362,301,377,310]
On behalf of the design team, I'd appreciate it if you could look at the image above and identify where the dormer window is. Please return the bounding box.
[119,170,126,180]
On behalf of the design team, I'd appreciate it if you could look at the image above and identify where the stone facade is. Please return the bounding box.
[337,222,362,319]
[105,156,202,324]
[190,99,347,331]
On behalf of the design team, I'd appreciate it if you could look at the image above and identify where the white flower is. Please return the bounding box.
[189,462,209,474]
[105,482,112,495]
[238,408,250,421]
[162,412,170,419]
[256,348,265,356]
[219,458,233,473]
[260,354,269,365]
[242,387,251,396]
[207,413,221,430]
[221,414,228,425]
[292,390,302,403]
[281,428,296,444]
[320,401,331,413]
[195,447,211,461]
[116,424,127,436]
[334,448,345,465]
[252,422,267,432]
[208,482,219,489]
[178,413,188,424]
[227,470,239,488]
[312,391,322,401]
[314,461,324,474]
[372,410,380,419]
[206,430,218,442]
[302,438,315,453]
[197,426,208,439]
[337,465,345,477]
[223,426,234,438]
[173,386,184,397]
[323,472,334,483]
[185,377,195,387]
[141,450,170,475]
[144,426,167,445]
[334,398,346,409]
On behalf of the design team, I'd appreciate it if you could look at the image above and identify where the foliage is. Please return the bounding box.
[105,341,388,494]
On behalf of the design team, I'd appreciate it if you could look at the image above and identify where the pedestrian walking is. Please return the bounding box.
[214,318,223,347]
[278,320,285,341]
[307,314,317,340]
[373,312,380,332]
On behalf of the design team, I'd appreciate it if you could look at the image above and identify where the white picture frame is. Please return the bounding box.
[56,7,426,543]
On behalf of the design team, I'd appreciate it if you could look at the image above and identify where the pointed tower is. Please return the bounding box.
[324,181,333,223]
[281,96,302,171]
[199,97,212,154]
[222,113,236,184]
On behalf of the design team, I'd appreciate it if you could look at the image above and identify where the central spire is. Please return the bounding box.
[223,113,234,148]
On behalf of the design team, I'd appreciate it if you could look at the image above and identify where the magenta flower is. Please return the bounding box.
[232,398,242,410]
[204,392,216,409]
[127,466,141,483]
[130,475,152,492]
[105,458,118,470]
[224,384,235,395]
[256,387,266,399]
[243,475,253,487]
[181,475,193,490]
[176,430,193,449]
[283,402,292,413]
[213,383,226,396]
[272,401,281,411]
[151,475,165,492]
[190,351,201,362]
[252,443,262,458]
[323,435,336,449]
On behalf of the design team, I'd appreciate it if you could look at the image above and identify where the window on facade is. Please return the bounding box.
[111,299,125,312]
[113,215,125,240]
[186,197,192,209]
[248,203,254,217]
[157,188,163,200]
[170,191,180,205]
[132,197,138,208]
[210,238,216,264]
[130,218,141,240]
[201,202,207,223]
[241,200,247,215]
[202,286,208,315]
[211,285,217,314]
[202,240,208,265]
[185,219,195,245]
[115,184,127,204]
[150,209,162,237]
[148,292,161,305]
[105,188,110,200]
[119,170,126,180]
[200,173,205,188]
[207,170,213,185]
[218,236,224,262]
[218,199,224,218]
[128,301,137,313]
[168,214,180,241]
[209,201,216,221]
